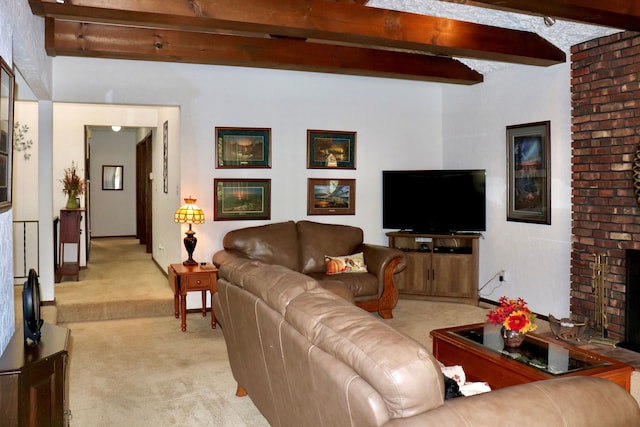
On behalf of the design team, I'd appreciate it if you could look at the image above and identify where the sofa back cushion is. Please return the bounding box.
[222,221,301,271]
[297,220,364,274]
[286,287,445,418]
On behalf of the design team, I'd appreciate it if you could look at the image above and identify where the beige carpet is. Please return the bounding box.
[61,299,489,426]
[63,315,268,426]
[12,237,639,425]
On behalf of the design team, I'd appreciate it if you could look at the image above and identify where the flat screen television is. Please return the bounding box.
[382,169,486,234]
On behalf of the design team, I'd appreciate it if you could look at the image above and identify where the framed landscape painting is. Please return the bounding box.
[0,57,14,213]
[214,178,271,220]
[215,127,271,168]
[307,178,355,215]
[307,130,356,169]
[506,121,551,224]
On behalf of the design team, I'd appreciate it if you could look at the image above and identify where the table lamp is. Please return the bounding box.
[174,197,205,266]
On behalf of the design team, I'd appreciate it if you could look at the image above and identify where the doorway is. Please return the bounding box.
[86,127,153,254]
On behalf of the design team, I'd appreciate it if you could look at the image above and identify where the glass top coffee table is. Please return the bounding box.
[430,323,633,391]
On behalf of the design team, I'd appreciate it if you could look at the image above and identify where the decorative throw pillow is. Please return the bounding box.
[324,252,368,275]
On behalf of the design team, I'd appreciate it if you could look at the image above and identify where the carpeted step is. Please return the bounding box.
[56,298,174,323]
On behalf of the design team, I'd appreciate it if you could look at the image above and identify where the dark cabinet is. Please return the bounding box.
[0,323,70,426]
[56,209,83,282]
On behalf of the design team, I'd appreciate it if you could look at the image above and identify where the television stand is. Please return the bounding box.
[386,231,479,305]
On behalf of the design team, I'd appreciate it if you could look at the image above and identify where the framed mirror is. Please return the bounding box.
[102,165,123,190]
[0,56,15,212]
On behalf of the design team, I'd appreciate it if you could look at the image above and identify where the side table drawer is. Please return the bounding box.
[184,274,211,290]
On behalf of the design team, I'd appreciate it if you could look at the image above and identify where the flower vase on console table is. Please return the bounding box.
[486,296,537,349]
[65,189,79,209]
[60,161,85,210]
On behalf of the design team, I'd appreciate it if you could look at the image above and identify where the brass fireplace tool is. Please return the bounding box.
[589,253,618,347]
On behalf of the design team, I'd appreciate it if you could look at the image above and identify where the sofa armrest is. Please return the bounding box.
[383,376,640,427]
[358,244,406,279]
[357,244,406,318]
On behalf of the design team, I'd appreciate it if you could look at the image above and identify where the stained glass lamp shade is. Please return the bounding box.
[174,197,205,266]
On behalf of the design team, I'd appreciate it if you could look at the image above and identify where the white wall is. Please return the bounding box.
[0,0,52,355]
[48,53,581,324]
[13,102,39,220]
[442,62,573,317]
[89,128,137,237]
[12,101,39,281]
[49,56,577,318]
[44,103,179,301]
[51,58,444,265]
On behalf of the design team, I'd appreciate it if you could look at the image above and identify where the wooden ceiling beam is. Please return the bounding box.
[29,0,565,66]
[46,19,484,85]
[450,0,640,31]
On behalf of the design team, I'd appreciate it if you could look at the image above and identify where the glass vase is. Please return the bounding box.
[501,326,526,348]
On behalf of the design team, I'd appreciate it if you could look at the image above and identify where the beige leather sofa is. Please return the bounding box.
[214,220,405,318]
[211,256,640,427]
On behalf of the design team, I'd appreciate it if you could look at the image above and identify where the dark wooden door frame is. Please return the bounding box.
[136,132,153,253]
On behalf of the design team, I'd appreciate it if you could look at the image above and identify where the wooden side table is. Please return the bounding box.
[168,263,218,331]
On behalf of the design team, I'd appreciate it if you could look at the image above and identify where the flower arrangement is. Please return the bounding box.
[486,296,537,334]
[60,161,85,196]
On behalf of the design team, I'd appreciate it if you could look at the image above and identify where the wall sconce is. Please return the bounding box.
[174,197,205,266]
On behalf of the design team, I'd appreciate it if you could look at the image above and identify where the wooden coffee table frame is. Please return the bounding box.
[431,323,633,391]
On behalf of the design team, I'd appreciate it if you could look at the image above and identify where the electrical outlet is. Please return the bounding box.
[499,270,506,282]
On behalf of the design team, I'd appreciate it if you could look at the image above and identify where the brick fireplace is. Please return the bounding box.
[571,31,640,343]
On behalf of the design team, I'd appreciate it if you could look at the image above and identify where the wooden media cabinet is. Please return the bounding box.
[386,232,480,305]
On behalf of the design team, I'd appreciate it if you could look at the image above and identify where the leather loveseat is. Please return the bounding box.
[211,257,640,427]
[213,220,405,318]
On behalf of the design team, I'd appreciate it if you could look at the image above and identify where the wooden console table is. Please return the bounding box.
[56,208,84,282]
[168,263,218,331]
[0,323,70,426]
[431,323,633,391]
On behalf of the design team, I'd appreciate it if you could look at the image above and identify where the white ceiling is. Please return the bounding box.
[368,0,621,73]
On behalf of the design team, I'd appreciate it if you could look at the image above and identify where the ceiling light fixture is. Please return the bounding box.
[111,125,122,132]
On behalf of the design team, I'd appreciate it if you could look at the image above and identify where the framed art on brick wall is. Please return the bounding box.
[506,121,551,224]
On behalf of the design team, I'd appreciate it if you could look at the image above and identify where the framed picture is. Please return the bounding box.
[214,178,271,220]
[307,178,356,215]
[163,120,168,193]
[102,165,124,190]
[0,57,14,213]
[506,121,551,224]
[307,129,356,169]
[215,127,271,168]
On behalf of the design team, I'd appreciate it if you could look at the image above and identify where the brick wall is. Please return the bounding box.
[571,31,640,340]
